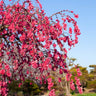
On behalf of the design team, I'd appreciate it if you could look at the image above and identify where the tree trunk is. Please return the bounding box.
[65,81,71,96]
[63,73,71,96]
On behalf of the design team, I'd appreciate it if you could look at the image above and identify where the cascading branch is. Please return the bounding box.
[0,0,82,95]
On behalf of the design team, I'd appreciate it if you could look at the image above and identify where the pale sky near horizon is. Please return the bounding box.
[39,0,96,70]
[5,0,96,70]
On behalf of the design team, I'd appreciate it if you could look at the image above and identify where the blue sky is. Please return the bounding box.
[39,0,96,70]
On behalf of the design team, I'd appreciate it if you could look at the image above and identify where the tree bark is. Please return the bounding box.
[63,73,71,96]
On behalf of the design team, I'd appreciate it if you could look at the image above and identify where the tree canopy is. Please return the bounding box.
[0,0,81,95]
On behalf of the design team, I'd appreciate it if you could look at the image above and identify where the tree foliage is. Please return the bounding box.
[0,0,81,95]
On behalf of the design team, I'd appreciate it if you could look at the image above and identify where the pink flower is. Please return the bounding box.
[70,79,75,90]
[66,73,72,81]
[77,68,80,72]
[49,89,55,96]
[18,83,22,88]
[26,70,29,74]
[0,43,4,49]
[48,64,52,69]
[1,87,8,96]
[0,52,2,56]
[63,54,67,59]
[74,14,79,18]
[6,51,10,56]
[31,61,38,68]
[75,77,81,86]
[47,78,54,90]
[71,11,74,13]
[69,27,72,34]
[30,82,32,85]
[20,33,26,42]
[0,63,2,68]
[77,86,83,94]
[5,64,10,70]
[9,23,14,30]
[8,81,11,84]
[0,69,5,75]
[58,78,61,82]
[9,35,15,42]
[38,52,43,57]
[59,69,63,74]
[3,82,7,86]
[47,78,52,82]
[63,23,67,30]
[44,80,46,84]
[77,68,82,76]
[6,71,11,77]
[53,43,56,48]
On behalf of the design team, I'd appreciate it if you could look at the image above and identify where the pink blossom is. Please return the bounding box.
[5,64,10,70]
[63,23,67,30]
[69,27,72,34]
[74,14,79,18]
[77,86,83,94]
[70,79,75,90]
[6,71,11,77]
[26,70,29,74]
[53,43,56,48]
[49,89,56,96]
[0,63,2,68]
[47,78,54,90]
[0,69,5,75]
[58,78,61,82]
[20,33,26,42]
[30,82,32,85]
[9,35,15,42]
[77,68,82,76]
[18,83,22,88]
[66,73,72,81]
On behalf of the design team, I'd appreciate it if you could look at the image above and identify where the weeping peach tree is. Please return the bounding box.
[0,0,82,96]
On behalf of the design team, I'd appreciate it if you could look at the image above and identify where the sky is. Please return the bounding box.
[38,0,96,70]
[5,0,96,70]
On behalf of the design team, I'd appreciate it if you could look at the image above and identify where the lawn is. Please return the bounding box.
[73,93,96,96]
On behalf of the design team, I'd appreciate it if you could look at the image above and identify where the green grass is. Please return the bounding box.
[73,93,96,96]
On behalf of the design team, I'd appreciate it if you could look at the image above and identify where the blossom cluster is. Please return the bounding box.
[0,0,81,95]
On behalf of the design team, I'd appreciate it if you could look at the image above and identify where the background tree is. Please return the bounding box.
[86,64,96,90]
[89,65,96,77]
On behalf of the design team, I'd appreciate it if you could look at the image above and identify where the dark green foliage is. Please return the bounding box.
[8,80,22,95]
[22,79,41,95]
[8,79,41,96]
[41,79,48,91]
[71,91,75,95]
[87,80,96,89]
[89,64,96,74]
